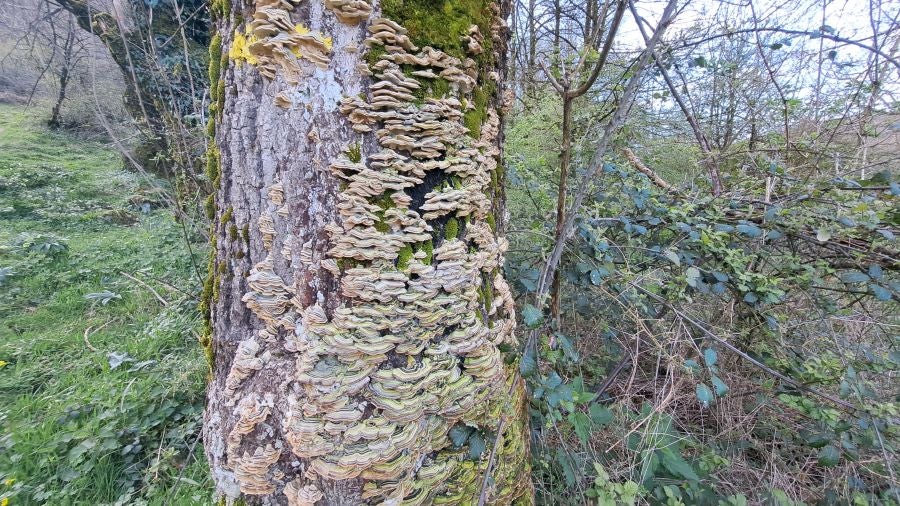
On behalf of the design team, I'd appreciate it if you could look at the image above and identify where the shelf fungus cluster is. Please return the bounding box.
[229,0,333,89]
[210,1,530,504]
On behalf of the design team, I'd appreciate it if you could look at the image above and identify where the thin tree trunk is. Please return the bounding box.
[203,1,532,504]
[48,22,75,129]
[550,95,573,323]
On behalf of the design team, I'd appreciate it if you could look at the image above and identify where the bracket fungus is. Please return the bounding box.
[212,1,530,503]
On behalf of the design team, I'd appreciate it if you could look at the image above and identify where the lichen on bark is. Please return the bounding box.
[204,1,531,504]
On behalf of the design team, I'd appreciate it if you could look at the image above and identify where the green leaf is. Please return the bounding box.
[703,348,718,367]
[556,450,578,487]
[711,375,729,396]
[736,223,762,237]
[663,249,680,265]
[696,383,714,407]
[868,264,883,279]
[660,448,699,481]
[590,270,602,285]
[686,267,701,287]
[804,432,832,449]
[683,359,700,373]
[522,303,544,328]
[841,271,869,283]
[870,284,892,301]
[449,424,473,447]
[570,412,591,443]
[468,432,486,460]
[519,346,537,377]
[817,444,841,467]
[816,228,831,242]
[589,403,613,426]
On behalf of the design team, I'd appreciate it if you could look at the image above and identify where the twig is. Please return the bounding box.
[120,271,168,306]
[629,282,864,414]
[623,148,677,193]
[82,320,111,352]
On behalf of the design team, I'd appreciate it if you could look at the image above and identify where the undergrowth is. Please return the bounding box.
[0,105,212,504]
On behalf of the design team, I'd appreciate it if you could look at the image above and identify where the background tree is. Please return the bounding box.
[202,0,532,503]
[53,0,210,175]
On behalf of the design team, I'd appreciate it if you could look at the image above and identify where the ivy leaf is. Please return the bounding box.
[876,229,895,240]
[696,383,714,407]
[711,375,729,396]
[522,304,544,328]
[545,371,563,389]
[703,348,718,367]
[818,445,841,467]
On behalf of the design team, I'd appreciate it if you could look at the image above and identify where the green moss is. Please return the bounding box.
[396,244,413,270]
[347,142,362,163]
[480,275,494,313]
[206,117,216,139]
[486,213,496,231]
[445,217,459,240]
[365,45,387,68]
[431,77,452,98]
[381,0,493,61]
[208,33,222,88]
[220,206,233,225]
[210,0,230,20]
[204,194,216,220]
[216,78,226,117]
[337,258,362,270]
[241,223,250,246]
[373,193,395,210]
[205,147,220,187]
[374,221,390,233]
[421,239,434,265]
[229,224,239,240]
[463,82,494,138]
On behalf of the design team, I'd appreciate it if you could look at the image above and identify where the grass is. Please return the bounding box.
[0,104,212,504]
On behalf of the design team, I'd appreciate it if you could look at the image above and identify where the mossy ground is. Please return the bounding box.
[0,105,211,504]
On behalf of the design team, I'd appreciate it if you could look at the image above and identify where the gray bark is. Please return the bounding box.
[204,1,532,504]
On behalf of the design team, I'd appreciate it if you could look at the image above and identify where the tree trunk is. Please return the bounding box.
[55,0,208,176]
[549,94,572,324]
[203,1,532,504]
[48,21,76,130]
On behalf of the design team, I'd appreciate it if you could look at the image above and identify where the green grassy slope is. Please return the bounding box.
[0,105,212,504]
